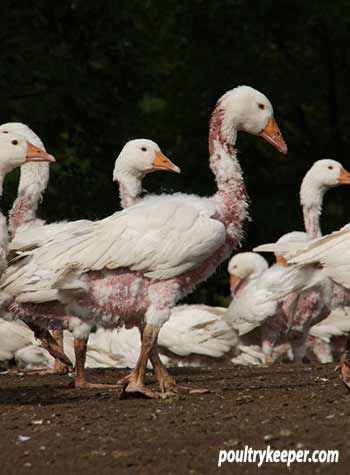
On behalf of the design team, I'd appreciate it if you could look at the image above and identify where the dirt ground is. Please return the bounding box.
[0,364,349,475]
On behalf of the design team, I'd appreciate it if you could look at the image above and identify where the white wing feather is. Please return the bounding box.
[288,227,350,288]
[1,197,226,301]
[256,226,350,289]
[225,263,324,335]
[9,219,92,252]
[310,308,350,341]
[158,304,237,358]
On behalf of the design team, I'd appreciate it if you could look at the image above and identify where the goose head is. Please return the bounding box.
[0,132,54,194]
[0,132,54,169]
[219,85,287,154]
[300,159,350,208]
[227,252,269,292]
[0,123,51,194]
[275,231,310,266]
[113,139,180,183]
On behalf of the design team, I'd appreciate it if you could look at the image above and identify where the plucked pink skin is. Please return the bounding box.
[10,301,70,329]
[10,195,35,235]
[70,243,233,329]
[261,306,290,357]
[331,335,348,358]
[262,281,350,363]
[291,284,350,362]
[305,285,350,363]
[11,244,233,332]
[9,101,249,334]
[330,283,350,308]
[119,183,143,209]
[259,286,331,362]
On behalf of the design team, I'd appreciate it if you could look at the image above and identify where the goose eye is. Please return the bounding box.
[258,103,265,110]
[328,165,333,170]
[141,147,147,152]
[2,131,8,134]
[11,140,18,145]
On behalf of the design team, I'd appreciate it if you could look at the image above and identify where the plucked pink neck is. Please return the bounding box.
[208,105,249,246]
[9,194,38,236]
[303,206,321,239]
[119,182,142,209]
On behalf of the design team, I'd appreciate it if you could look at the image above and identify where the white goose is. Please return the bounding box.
[254,160,350,362]
[0,123,73,371]
[1,86,286,397]
[0,132,55,373]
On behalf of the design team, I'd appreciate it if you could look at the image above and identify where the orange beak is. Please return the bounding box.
[276,255,289,267]
[26,142,55,163]
[259,116,287,155]
[338,168,350,185]
[230,273,241,292]
[152,151,181,174]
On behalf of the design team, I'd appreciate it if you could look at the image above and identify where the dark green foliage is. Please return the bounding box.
[1,0,349,303]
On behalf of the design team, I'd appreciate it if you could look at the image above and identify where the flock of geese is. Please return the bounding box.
[0,85,350,398]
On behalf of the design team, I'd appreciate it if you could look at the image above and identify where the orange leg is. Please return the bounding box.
[120,324,163,398]
[26,322,72,368]
[73,337,119,389]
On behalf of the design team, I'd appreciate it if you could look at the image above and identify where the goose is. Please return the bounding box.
[255,160,350,362]
[225,252,277,336]
[1,85,287,397]
[0,134,180,375]
[0,130,55,345]
[0,123,73,372]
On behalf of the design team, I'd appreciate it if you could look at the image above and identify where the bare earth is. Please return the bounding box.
[0,364,349,475]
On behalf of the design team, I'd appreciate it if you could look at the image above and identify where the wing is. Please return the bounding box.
[288,227,350,288]
[225,278,278,335]
[1,197,226,300]
[255,226,350,289]
[254,263,325,301]
[310,308,350,340]
[224,263,323,335]
[9,219,93,252]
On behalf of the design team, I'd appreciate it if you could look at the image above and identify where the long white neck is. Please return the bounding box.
[115,169,144,209]
[300,175,326,239]
[209,102,249,247]
[9,162,49,236]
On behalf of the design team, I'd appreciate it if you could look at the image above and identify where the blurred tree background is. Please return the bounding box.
[1,0,350,305]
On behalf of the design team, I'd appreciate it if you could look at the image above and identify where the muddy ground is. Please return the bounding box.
[0,364,349,475]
